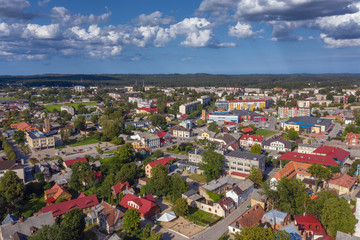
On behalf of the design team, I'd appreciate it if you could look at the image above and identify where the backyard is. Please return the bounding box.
[188,173,207,183]
[186,207,221,227]
[67,137,100,147]
[254,129,277,138]
[43,102,97,112]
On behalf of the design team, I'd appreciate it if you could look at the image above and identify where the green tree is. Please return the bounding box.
[12,131,25,144]
[123,209,141,232]
[28,224,63,240]
[115,163,141,185]
[0,195,8,221]
[110,143,135,171]
[34,172,44,183]
[0,171,24,204]
[145,165,171,196]
[234,225,275,240]
[74,116,86,131]
[200,150,224,181]
[308,164,331,191]
[90,114,99,124]
[326,93,334,101]
[249,166,263,186]
[169,174,188,200]
[249,144,262,154]
[173,198,189,216]
[348,95,356,103]
[69,161,95,191]
[207,122,219,132]
[60,209,86,240]
[287,128,299,140]
[153,149,164,158]
[148,115,166,127]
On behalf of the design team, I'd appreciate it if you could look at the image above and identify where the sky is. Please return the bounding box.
[0,0,360,75]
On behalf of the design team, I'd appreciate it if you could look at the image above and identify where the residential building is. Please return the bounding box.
[97,202,124,234]
[328,173,356,195]
[278,106,311,119]
[279,146,349,167]
[225,150,266,176]
[74,85,86,92]
[294,214,327,239]
[136,107,157,114]
[60,105,75,115]
[145,157,174,178]
[239,134,264,147]
[41,194,99,217]
[0,212,55,240]
[179,101,201,114]
[283,116,332,133]
[10,122,38,132]
[208,110,267,123]
[228,98,273,111]
[124,120,151,129]
[225,178,254,207]
[263,136,292,152]
[0,158,24,181]
[346,132,360,146]
[25,130,62,150]
[119,194,160,219]
[131,132,161,149]
[198,131,217,141]
[228,204,265,234]
[197,95,211,105]
[171,125,193,138]
[261,209,291,230]
[44,184,72,205]
[197,197,235,217]
[199,176,241,201]
[63,157,88,168]
[188,148,206,164]
[215,101,229,111]
[111,182,134,198]
[297,143,321,154]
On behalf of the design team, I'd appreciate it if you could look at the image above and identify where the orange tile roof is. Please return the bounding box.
[10,122,38,131]
[272,161,313,180]
[329,173,356,189]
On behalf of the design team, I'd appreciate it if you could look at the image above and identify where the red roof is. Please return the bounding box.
[10,122,38,131]
[240,134,263,142]
[112,181,130,195]
[156,131,168,139]
[316,236,334,240]
[230,172,249,178]
[119,194,158,216]
[147,157,174,168]
[313,146,349,163]
[94,171,102,179]
[45,197,56,204]
[64,157,88,167]
[294,214,326,236]
[242,127,254,133]
[178,114,188,121]
[329,173,356,189]
[137,107,157,113]
[41,194,99,217]
[228,98,271,103]
[224,121,237,126]
[279,152,339,166]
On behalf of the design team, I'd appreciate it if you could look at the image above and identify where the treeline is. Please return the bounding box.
[0,134,17,160]
[1,73,360,89]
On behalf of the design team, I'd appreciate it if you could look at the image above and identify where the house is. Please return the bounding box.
[124,120,151,129]
[242,127,254,134]
[198,131,217,141]
[171,126,193,138]
[63,157,88,168]
[156,131,172,145]
[136,107,157,114]
[225,178,254,207]
[224,150,266,176]
[294,214,327,239]
[239,134,264,147]
[41,194,99,217]
[0,158,24,181]
[119,194,160,219]
[182,189,203,208]
[98,202,124,234]
[280,224,304,240]
[328,173,356,195]
[228,204,265,234]
[263,136,293,152]
[261,209,291,230]
[213,134,237,148]
[111,182,134,198]
[270,161,316,190]
[188,148,206,164]
[297,143,321,154]
[346,132,360,146]
[0,212,55,240]
[199,176,241,200]
[44,184,72,205]
[145,157,174,178]
[10,122,38,132]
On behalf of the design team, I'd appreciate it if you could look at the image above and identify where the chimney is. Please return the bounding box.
[19,217,23,223]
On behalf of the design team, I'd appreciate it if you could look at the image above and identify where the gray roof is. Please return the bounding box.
[225,150,265,162]
[188,148,206,155]
[0,212,55,240]
[202,176,241,192]
[1,214,18,225]
[0,159,23,171]
[108,233,122,240]
[336,231,360,240]
[280,224,302,240]
[262,209,288,226]
[237,178,255,191]
[182,189,197,197]
[263,136,292,149]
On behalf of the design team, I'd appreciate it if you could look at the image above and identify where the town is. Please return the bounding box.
[1,84,360,240]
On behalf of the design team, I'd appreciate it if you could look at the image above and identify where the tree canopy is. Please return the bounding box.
[200,150,224,182]
[307,164,331,190]
[123,208,141,232]
[249,166,263,186]
[249,144,262,154]
[0,171,25,204]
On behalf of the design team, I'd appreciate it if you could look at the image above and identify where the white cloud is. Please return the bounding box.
[134,11,175,26]
[320,33,360,48]
[38,0,51,6]
[0,22,11,37]
[0,0,36,19]
[228,21,255,39]
[22,24,60,39]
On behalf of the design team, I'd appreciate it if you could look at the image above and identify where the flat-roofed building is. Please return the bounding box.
[26,131,62,150]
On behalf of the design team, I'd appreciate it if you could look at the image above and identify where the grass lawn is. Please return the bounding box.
[0,97,16,100]
[100,156,112,164]
[189,173,207,183]
[187,207,221,226]
[43,102,97,112]
[22,196,46,218]
[68,137,100,147]
[104,149,117,154]
[254,129,277,138]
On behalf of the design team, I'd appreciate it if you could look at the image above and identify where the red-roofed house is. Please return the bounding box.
[242,127,254,134]
[328,173,357,195]
[63,157,88,168]
[156,131,172,145]
[136,107,157,114]
[41,194,99,217]
[97,201,124,234]
[44,184,72,205]
[312,146,349,163]
[145,157,174,178]
[111,182,134,198]
[119,194,160,219]
[294,214,327,239]
[10,122,38,132]
[346,132,360,146]
[240,134,264,147]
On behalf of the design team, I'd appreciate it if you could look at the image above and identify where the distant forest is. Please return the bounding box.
[1,73,360,89]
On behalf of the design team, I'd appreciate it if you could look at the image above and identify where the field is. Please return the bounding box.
[254,129,277,138]
[68,137,100,147]
[43,102,97,112]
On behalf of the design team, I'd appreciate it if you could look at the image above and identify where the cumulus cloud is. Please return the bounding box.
[228,21,257,39]
[320,33,360,48]
[38,0,51,7]
[22,24,60,39]
[0,0,37,19]
[133,11,175,26]
[51,7,111,26]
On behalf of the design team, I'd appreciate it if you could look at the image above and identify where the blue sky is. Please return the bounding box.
[0,0,360,75]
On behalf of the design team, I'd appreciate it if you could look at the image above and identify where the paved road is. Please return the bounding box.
[191,199,251,240]
[267,116,276,130]
[329,122,342,139]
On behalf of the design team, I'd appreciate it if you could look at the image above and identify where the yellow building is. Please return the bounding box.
[26,131,61,150]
